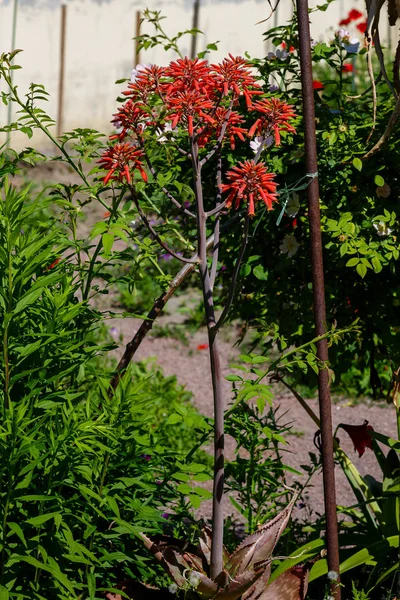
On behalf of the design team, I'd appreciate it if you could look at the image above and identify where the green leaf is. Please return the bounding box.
[89,221,107,239]
[102,232,114,255]
[253,264,268,280]
[7,522,27,547]
[356,262,367,278]
[14,288,43,314]
[346,257,359,267]
[0,586,9,600]
[353,157,362,172]
[374,175,385,186]
[176,483,192,494]
[166,413,183,425]
[371,256,382,273]
[27,512,59,526]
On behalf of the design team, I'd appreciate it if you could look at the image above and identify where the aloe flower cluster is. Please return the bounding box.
[99,56,297,217]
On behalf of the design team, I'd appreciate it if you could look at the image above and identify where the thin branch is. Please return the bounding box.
[199,100,234,167]
[270,373,321,427]
[129,184,199,264]
[362,92,400,160]
[373,30,397,99]
[108,214,240,392]
[366,41,377,143]
[214,213,250,331]
[210,151,222,290]
[206,200,227,218]
[137,137,196,218]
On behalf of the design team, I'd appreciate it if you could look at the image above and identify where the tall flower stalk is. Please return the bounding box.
[100,56,296,577]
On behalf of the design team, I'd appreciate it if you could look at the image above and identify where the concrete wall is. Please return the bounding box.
[0,0,392,150]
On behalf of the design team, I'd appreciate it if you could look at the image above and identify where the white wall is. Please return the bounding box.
[0,0,391,150]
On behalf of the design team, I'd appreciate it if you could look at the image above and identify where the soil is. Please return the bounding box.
[19,161,399,521]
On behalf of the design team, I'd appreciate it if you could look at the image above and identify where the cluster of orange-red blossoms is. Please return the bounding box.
[99,56,297,216]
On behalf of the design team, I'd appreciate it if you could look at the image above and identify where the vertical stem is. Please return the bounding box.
[6,0,18,148]
[190,0,200,59]
[295,1,341,598]
[57,3,67,138]
[191,137,224,578]
[134,10,141,66]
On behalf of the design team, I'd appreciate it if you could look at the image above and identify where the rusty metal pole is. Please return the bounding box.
[134,10,141,66]
[295,1,341,598]
[190,0,200,59]
[57,3,67,138]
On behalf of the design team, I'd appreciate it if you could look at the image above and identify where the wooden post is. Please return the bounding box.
[57,3,67,138]
[134,10,141,66]
[190,0,200,59]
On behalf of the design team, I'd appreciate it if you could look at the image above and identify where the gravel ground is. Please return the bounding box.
[108,309,398,520]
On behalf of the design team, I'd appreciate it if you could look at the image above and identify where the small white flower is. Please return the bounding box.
[168,583,178,594]
[373,221,393,237]
[286,192,300,217]
[156,122,174,143]
[250,135,273,154]
[130,63,149,83]
[327,570,339,581]
[280,234,299,258]
[188,571,201,588]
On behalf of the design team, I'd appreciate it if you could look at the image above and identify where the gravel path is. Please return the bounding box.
[109,309,398,520]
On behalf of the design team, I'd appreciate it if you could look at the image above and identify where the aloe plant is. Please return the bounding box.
[130,493,311,599]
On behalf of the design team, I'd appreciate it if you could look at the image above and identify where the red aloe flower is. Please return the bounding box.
[165,89,215,136]
[99,143,148,185]
[110,100,152,140]
[213,108,248,150]
[339,420,374,457]
[211,54,262,106]
[342,63,354,72]
[164,57,212,93]
[313,80,324,90]
[221,160,278,217]
[124,65,166,103]
[249,97,297,145]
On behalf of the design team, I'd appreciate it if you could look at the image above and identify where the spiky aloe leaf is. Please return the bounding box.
[254,564,310,599]
[140,533,206,586]
[200,525,231,567]
[241,564,272,600]
[226,493,298,576]
[212,564,270,600]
